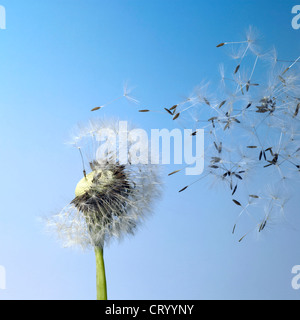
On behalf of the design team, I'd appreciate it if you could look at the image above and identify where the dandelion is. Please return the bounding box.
[46,119,161,300]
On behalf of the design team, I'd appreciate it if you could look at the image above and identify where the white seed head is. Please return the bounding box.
[47,119,162,249]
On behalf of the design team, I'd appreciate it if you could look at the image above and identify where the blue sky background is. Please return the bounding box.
[1,0,300,300]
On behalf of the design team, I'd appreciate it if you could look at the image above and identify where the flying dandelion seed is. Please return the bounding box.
[46,119,161,300]
[158,26,300,241]
[91,82,140,112]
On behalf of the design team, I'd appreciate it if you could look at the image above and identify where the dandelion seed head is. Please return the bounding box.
[47,119,162,249]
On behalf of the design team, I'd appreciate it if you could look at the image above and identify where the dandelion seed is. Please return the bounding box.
[232,224,236,234]
[233,200,242,207]
[259,220,267,232]
[282,68,290,75]
[179,186,189,193]
[279,76,286,85]
[91,83,139,113]
[164,108,173,115]
[239,234,248,242]
[91,107,102,112]
[219,142,223,153]
[168,170,181,176]
[204,98,211,106]
[234,173,243,180]
[293,103,300,118]
[208,117,218,122]
[224,122,230,130]
[219,100,227,109]
[232,185,238,196]
[78,147,87,178]
[281,56,300,75]
[211,157,222,163]
[235,65,241,74]
[173,113,180,120]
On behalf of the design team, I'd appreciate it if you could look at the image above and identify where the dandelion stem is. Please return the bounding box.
[95,246,107,300]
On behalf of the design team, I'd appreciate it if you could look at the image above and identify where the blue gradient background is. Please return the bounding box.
[1,0,300,300]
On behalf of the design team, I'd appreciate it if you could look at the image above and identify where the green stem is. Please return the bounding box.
[94,246,107,300]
